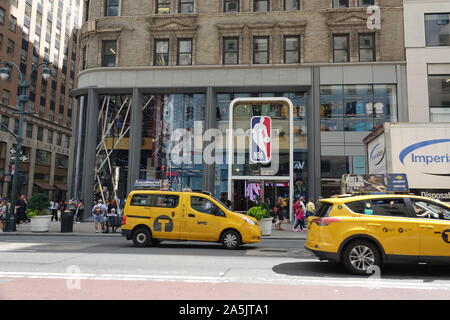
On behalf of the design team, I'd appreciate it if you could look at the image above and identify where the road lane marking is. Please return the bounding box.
[0,271,450,291]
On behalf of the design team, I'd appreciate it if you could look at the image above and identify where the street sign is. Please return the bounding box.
[9,148,16,154]
[10,154,29,163]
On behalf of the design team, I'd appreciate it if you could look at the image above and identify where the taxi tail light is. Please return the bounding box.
[312,217,340,226]
[121,215,126,225]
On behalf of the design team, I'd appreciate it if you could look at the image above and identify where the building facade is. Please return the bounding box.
[72,0,407,215]
[0,0,82,201]
[404,0,450,123]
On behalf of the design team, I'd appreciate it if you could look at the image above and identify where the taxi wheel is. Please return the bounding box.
[221,230,241,250]
[342,240,381,275]
[132,228,152,247]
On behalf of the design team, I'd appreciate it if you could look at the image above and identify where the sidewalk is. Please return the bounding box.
[0,220,307,240]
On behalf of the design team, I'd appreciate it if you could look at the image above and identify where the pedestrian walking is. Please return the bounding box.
[92,200,106,233]
[15,195,28,225]
[50,200,59,222]
[75,200,84,223]
[293,198,306,232]
[274,197,285,231]
[68,199,77,221]
[305,198,316,226]
[0,199,9,232]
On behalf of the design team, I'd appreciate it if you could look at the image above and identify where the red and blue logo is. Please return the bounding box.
[250,116,272,164]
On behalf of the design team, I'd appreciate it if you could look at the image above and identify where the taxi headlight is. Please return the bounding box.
[242,217,256,225]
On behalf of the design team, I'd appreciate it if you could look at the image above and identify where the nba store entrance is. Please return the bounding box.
[228,98,294,220]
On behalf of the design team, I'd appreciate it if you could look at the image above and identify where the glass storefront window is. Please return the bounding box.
[344,85,373,132]
[141,93,206,192]
[429,75,450,122]
[320,86,344,131]
[215,92,308,201]
[320,84,397,132]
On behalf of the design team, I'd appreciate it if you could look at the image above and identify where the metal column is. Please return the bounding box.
[127,88,143,194]
[81,88,99,218]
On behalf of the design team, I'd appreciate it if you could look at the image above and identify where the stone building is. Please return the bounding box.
[0,0,82,201]
[72,0,407,215]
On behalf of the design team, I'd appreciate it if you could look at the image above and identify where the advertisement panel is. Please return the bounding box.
[390,125,450,189]
[410,189,450,203]
[342,174,409,194]
[367,133,387,174]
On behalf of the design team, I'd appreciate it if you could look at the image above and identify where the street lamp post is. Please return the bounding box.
[0,61,53,232]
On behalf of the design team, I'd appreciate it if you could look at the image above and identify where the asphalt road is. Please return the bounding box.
[0,235,450,300]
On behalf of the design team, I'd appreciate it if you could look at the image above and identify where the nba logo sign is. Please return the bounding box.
[250,116,272,164]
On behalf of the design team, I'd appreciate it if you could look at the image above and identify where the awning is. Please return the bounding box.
[34,182,56,190]
[54,184,68,191]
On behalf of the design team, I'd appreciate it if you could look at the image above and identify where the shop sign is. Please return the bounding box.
[250,116,272,164]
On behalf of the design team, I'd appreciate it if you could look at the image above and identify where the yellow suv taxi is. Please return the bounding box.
[305,194,450,275]
[121,190,261,249]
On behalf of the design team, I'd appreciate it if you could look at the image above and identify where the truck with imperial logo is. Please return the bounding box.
[363,123,450,203]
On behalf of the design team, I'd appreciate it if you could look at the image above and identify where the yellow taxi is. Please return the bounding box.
[305,194,450,275]
[121,190,261,249]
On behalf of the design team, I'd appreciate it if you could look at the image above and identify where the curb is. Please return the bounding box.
[0,232,306,240]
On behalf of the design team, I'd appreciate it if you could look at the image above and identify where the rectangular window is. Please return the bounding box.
[284,36,300,64]
[2,89,10,105]
[36,149,51,166]
[157,0,171,13]
[253,36,269,64]
[254,0,269,12]
[47,130,53,144]
[9,15,17,32]
[358,0,374,6]
[102,40,117,67]
[26,123,33,138]
[37,127,44,141]
[284,0,299,10]
[224,0,239,12]
[179,0,194,13]
[105,0,119,16]
[333,34,349,63]
[0,34,3,51]
[0,7,5,25]
[55,154,68,168]
[429,74,450,122]
[177,39,192,65]
[154,39,169,66]
[223,37,239,65]
[7,39,15,56]
[333,0,349,8]
[1,116,9,132]
[425,13,450,47]
[57,132,62,146]
[359,33,375,62]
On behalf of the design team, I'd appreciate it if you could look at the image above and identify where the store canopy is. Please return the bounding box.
[34,182,56,190]
[54,184,68,191]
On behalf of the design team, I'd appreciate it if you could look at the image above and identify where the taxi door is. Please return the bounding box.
[410,199,450,260]
[367,198,420,258]
[185,195,223,241]
[148,193,184,240]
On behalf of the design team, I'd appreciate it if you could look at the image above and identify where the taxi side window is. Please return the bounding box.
[130,194,179,208]
[412,200,450,220]
[152,195,179,208]
[346,201,375,215]
[190,196,225,217]
[371,199,408,217]
[130,194,152,206]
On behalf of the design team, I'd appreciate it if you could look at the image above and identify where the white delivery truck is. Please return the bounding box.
[363,123,450,203]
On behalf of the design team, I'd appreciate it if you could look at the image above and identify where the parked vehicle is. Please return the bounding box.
[305,194,450,275]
